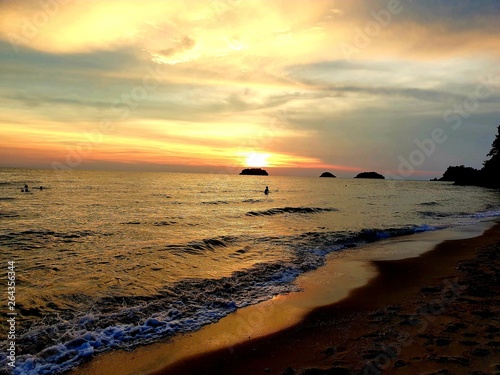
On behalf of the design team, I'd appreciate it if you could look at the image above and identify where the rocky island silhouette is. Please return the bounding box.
[354,171,385,179]
[319,172,336,178]
[239,168,269,176]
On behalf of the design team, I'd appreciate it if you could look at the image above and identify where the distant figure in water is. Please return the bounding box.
[264,186,269,195]
[23,184,29,193]
[39,186,43,190]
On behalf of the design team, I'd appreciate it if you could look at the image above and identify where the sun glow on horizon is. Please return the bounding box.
[244,152,270,168]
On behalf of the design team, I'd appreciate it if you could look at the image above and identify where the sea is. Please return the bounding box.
[0,168,499,374]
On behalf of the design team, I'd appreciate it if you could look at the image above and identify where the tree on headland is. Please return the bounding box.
[436,125,499,188]
[482,125,500,187]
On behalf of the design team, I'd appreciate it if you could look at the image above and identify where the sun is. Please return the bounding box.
[245,152,270,168]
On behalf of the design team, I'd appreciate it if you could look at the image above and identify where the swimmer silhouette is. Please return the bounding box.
[23,184,29,192]
[264,186,269,195]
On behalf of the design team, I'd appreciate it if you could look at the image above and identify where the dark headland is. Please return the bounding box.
[239,168,269,176]
[354,171,385,179]
[319,172,336,178]
[433,125,499,188]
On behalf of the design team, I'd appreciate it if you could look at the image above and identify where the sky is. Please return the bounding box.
[0,0,499,179]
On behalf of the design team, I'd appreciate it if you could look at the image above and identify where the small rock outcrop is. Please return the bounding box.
[239,168,269,176]
[354,171,385,179]
[320,172,336,178]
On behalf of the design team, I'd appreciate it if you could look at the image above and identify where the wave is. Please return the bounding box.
[0,230,102,250]
[0,181,25,186]
[152,220,177,226]
[202,200,229,205]
[418,209,500,221]
[121,220,177,226]
[3,223,444,374]
[246,207,338,217]
[418,201,440,206]
[418,211,452,219]
[241,198,264,203]
[470,208,500,219]
[164,235,239,255]
[0,211,19,218]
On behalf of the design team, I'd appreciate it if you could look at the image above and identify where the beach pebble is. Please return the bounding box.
[322,347,335,356]
[394,359,408,368]
[470,348,491,357]
[420,286,440,294]
[435,338,451,346]
[360,349,380,360]
[459,340,479,346]
[300,369,326,375]
[485,325,499,334]
[427,370,453,375]
[490,363,500,371]
[462,331,478,338]
[328,368,350,375]
[430,355,470,366]
[444,322,466,332]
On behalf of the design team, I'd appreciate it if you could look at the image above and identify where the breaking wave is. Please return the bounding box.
[164,235,239,255]
[0,230,103,250]
[246,207,338,216]
[3,224,445,375]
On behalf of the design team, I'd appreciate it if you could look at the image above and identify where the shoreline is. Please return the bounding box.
[70,220,500,375]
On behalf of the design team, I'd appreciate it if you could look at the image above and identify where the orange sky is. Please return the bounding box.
[1,0,499,178]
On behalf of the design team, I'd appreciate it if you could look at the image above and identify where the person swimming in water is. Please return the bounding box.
[264,186,269,195]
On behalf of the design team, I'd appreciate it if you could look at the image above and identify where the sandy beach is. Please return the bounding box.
[153,221,500,375]
[70,220,500,375]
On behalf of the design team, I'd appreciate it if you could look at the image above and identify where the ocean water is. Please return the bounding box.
[0,168,499,374]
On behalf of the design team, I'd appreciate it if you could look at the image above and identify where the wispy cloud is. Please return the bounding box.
[0,1,499,176]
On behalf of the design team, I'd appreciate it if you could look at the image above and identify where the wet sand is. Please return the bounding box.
[71,221,500,375]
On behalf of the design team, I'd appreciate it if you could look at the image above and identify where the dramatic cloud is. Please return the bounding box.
[0,0,499,177]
